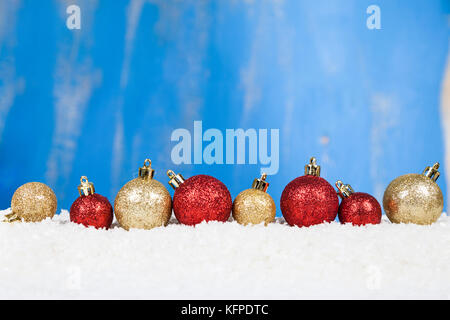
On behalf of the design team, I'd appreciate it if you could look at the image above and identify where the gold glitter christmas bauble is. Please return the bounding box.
[10,182,57,222]
[232,174,276,226]
[114,159,172,230]
[383,163,444,225]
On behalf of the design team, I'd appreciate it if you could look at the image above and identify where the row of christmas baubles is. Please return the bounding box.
[5,157,444,229]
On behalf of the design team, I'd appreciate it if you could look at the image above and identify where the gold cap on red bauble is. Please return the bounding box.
[78,176,95,196]
[167,170,186,190]
[305,157,321,177]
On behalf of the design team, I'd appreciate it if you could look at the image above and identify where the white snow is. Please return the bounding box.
[1,208,449,299]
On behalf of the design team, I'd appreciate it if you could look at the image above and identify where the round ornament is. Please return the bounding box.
[280,157,339,227]
[114,159,172,230]
[70,176,113,229]
[383,163,443,225]
[7,182,57,223]
[336,180,381,226]
[232,173,276,226]
[168,171,232,226]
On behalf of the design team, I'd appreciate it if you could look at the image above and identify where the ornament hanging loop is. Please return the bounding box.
[422,162,440,182]
[336,180,354,199]
[305,157,321,177]
[139,159,155,180]
[167,170,186,189]
[78,176,95,196]
[252,173,269,192]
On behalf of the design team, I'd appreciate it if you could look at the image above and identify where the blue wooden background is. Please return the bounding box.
[0,0,449,215]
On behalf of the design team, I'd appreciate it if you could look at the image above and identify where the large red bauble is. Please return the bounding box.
[173,175,232,226]
[70,193,113,229]
[280,175,339,227]
[338,192,381,226]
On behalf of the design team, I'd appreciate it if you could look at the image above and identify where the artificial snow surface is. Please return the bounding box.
[1,208,450,300]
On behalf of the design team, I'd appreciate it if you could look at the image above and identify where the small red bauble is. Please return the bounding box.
[167,171,232,226]
[280,157,339,227]
[336,181,381,226]
[70,176,113,229]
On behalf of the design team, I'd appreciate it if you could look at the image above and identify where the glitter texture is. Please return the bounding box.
[232,189,276,226]
[11,182,57,222]
[338,192,381,226]
[173,175,232,226]
[280,175,339,227]
[383,173,443,225]
[70,193,113,229]
[114,178,172,230]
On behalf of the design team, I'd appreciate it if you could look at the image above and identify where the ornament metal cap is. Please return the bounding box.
[305,157,321,177]
[252,173,269,192]
[78,176,95,196]
[336,180,354,199]
[3,212,20,223]
[139,159,155,180]
[167,170,186,190]
[422,162,440,182]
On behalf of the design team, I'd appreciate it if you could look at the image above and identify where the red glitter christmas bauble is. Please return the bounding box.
[280,175,339,227]
[338,192,381,226]
[172,175,232,226]
[70,193,113,229]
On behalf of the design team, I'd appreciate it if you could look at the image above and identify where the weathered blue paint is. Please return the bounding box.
[0,0,448,215]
